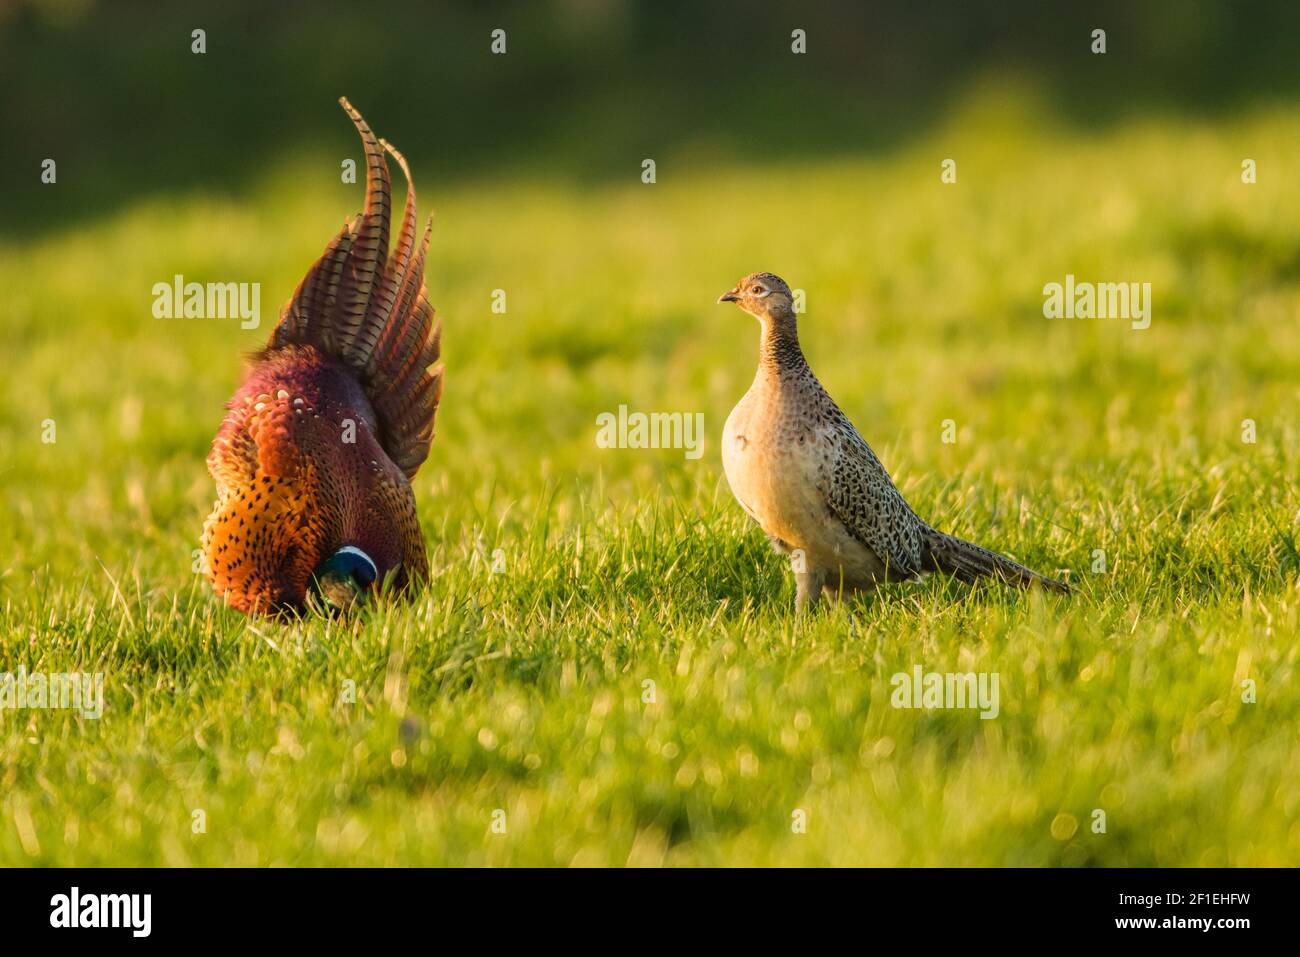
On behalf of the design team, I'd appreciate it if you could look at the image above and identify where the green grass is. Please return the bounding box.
[2,85,1298,865]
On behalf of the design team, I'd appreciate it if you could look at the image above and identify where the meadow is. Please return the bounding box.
[2,85,1298,865]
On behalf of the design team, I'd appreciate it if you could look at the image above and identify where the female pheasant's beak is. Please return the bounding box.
[717,288,740,303]
[309,545,378,614]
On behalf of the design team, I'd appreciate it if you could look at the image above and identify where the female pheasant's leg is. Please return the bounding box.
[794,568,825,612]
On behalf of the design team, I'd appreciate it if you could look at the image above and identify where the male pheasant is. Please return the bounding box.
[201,98,443,615]
[718,271,1068,610]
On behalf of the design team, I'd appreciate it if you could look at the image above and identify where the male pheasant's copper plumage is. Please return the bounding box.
[718,272,1068,610]
[202,98,443,615]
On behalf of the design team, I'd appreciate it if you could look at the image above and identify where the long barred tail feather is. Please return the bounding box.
[269,97,443,480]
[922,526,1070,594]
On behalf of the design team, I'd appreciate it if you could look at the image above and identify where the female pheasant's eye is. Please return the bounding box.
[751,285,765,295]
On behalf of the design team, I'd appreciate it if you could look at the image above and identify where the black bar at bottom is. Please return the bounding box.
[0,867,1290,943]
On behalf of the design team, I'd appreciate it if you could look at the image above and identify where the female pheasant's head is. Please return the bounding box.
[717,271,795,321]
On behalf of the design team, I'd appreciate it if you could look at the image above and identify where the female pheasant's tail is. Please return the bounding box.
[922,527,1070,594]
[268,97,443,480]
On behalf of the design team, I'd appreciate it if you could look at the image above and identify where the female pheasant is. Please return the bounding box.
[202,98,443,616]
[718,271,1068,610]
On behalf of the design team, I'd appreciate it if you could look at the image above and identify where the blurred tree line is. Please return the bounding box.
[2,0,1297,235]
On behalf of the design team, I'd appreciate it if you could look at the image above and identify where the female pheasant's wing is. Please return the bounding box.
[268,97,443,481]
[817,416,927,580]
[822,410,1069,593]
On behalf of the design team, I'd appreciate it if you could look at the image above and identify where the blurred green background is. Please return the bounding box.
[6,0,1300,233]
[1,0,1298,866]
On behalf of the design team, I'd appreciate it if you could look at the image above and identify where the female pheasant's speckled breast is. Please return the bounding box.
[724,374,832,542]
[723,364,889,584]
